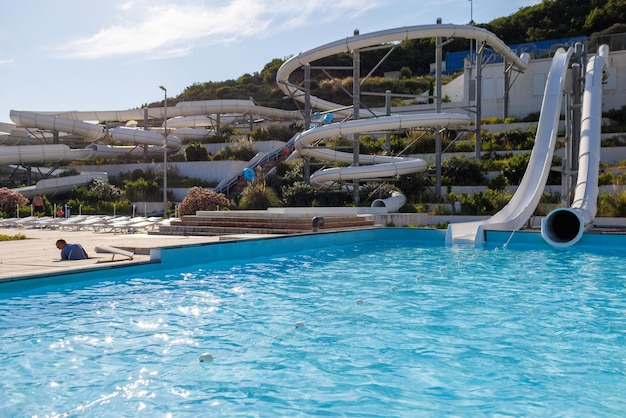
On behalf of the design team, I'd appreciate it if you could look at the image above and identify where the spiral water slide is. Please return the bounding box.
[446,47,575,245]
[277,24,527,210]
[541,45,610,247]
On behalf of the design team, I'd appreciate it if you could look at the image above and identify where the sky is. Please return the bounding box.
[0,0,541,124]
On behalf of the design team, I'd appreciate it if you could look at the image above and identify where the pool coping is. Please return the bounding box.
[2,226,626,287]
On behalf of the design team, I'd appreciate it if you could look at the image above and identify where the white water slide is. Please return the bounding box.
[3,100,301,195]
[445,47,575,245]
[541,45,610,246]
[8,99,300,152]
[277,24,527,210]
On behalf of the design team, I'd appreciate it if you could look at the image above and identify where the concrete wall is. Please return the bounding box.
[78,160,248,183]
[76,140,287,182]
[204,140,284,155]
[411,142,626,166]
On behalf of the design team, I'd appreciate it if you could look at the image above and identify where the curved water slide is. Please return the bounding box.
[541,45,610,247]
[277,25,526,209]
[5,100,302,163]
[277,24,527,115]
[294,113,471,197]
[5,100,302,196]
[445,47,574,245]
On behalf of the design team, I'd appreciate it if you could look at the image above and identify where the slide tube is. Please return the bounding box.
[294,113,470,191]
[0,144,93,165]
[372,191,406,212]
[541,45,609,247]
[277,24,527,114]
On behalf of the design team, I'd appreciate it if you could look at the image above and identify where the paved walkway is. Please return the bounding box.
[0,226,273,283]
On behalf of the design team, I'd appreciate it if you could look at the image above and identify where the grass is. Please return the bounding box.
[0,233,27,241]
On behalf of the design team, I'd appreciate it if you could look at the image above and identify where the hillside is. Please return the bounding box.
[163,0,626,111]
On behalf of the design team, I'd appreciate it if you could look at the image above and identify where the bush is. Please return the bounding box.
[441,157,485,186]
[72,179,123,203]
[123,177,161,202]
[0,187,28,217]
[185,143,210,161]
[238,181,281,210]
[0,233,26,240]
[597,191,626,217]
[455,189,512,215]
[212,144,257,161]
[501,153,530,185]
[179,187,230,215]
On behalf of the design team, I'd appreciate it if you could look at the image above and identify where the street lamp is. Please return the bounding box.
[159,85,168,218]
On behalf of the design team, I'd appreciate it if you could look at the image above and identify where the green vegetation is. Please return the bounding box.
[0,233,26,241]
[2,0,626,220]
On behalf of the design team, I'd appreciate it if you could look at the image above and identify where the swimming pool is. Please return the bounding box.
[1,229,625,415]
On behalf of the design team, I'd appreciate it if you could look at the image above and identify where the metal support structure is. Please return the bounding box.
[385,89,392,153]
[435,18,443,197]
[304,63,311,183]
[159,85,168,218]
[503,58,510,120]
[562,42,584,207]
[142,107,149,162]
[352,29,361,205]
[571,42,584,174]
[475,43,484,160]
[304,64,311,130]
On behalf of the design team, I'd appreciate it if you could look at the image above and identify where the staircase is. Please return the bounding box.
[156,212,376,236]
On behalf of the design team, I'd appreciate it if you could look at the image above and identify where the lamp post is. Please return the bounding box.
[159,85,168,218]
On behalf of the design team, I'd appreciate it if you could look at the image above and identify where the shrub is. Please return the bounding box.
[0,187,28,217]
[441,157,485,186]
[179,187,230,215]
[212,144,257,161]
[280,181,316,207]
[185,143,210,161]
[455,189,512,215]
[0,233,26,241]
[123,177,161,202]
[72,179,123,203]
[501,153,530,185]
[597,191,626,217]
[238,181,281,210]
[598,171,615,186]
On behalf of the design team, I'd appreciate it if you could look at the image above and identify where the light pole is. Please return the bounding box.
[468,0,474,24]
[159,85,168,218]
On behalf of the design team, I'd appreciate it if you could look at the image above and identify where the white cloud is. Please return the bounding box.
[54,0,379,60]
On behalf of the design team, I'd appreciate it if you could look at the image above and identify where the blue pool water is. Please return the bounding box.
[1,231,626,416]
